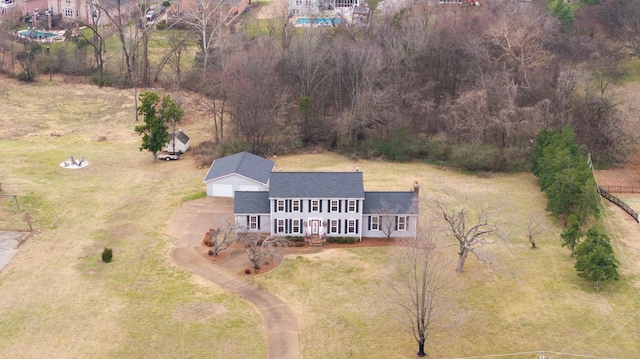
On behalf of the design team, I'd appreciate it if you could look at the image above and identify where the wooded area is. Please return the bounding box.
[1,0,638,170]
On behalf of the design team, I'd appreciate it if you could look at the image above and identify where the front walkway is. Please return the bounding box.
[165,197,300,359]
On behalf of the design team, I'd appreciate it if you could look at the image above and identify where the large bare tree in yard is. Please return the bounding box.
[435,196,499,273]
[203,218,237,256]
[236,234,289,271]
[385,235,452,357]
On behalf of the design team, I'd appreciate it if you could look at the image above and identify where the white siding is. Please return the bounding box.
[206,174,269,197]
[362,214,417,238]
[210,184,233,197]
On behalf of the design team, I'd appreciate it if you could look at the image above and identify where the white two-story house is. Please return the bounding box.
[234,171,418,241]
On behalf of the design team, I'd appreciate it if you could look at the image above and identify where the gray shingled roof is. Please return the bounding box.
[170,130,190,144]
[363,192,418,214]
[269,172,364,199]
[234,191,270,214]
[203,152,275,184]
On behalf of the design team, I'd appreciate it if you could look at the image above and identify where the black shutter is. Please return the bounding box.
[320,200,323,213]
[285,219,289,233]
[338,220,341,234]
[344,220,348,234]
[300,218,303,233]
[395,216,398,231]
[328,201,331,213]
[274,219,278,233]
[246,216,250,228]
[368,216,371,230]
[300,201,303,212]
[258,216,261,230]
[356,219,359,234]
[274,200,277,213]
[356,200,359,212]
[308,200,311,212]
[339,201,342,213]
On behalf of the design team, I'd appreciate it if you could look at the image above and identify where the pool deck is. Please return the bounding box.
[17,29,65,43]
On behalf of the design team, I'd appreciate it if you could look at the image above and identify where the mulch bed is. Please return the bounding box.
[200,237,400,276]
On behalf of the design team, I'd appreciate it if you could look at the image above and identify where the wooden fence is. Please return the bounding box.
[598,186,640,194]
[597,187,640,223]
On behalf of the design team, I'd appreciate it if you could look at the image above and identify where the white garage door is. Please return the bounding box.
[238,185,260,192]
[211,184,233,197]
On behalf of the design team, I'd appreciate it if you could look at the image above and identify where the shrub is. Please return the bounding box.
[286,236,305,242]
[162,0,171,7]
[327,236,357,244]
[101,247,113,263]
[17,71,35,82]
[448,144,505,172]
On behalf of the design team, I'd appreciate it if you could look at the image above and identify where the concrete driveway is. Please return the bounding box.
[165,197,300,359]
[0,231,28,271]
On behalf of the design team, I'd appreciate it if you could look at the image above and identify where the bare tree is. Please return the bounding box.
[526,217,544,249]
[435,196,500,273]
[226,43,293,153]
[0,7,22,77]
[76,0,106,83]
[153,28,192,85]
[237,234,289,270]
[203,220,237,256]
[385,236,452,357]
[178,0,236,74]
[98,0,137,86]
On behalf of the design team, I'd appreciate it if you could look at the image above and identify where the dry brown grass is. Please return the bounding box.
[253,153,640,358]
[0,77,265,358]
[1,75,640,359]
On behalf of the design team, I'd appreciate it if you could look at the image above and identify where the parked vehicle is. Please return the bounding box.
[156,153,180,161]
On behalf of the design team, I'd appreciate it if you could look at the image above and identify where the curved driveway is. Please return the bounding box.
[165,198,300,359]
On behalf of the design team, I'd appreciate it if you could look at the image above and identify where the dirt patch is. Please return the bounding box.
[595,145,640,187]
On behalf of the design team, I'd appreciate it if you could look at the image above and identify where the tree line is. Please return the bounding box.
[531,126,619,289]
[0,0,637,169]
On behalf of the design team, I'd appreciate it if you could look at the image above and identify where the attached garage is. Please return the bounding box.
[203,152,275,198]
[210,184,233,197]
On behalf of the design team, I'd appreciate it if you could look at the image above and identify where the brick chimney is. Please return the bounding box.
[413,180,420,196]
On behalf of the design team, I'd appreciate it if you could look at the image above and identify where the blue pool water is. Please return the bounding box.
[19,30,56,38]
[295,17,341,26]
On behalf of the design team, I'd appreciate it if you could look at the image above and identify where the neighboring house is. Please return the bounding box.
[1,0,47,16]
[163,130,190,154]
[289,0,362,18]
[234,171,418,241]
[50,0,138,26]
[203,151,275,197]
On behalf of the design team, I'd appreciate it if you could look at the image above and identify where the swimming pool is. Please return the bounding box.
[295,17,341,26]
[19,29,57,38]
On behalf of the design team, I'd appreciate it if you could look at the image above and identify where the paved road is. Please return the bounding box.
[166,198,300,359]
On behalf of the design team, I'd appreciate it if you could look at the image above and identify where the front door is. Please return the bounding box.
[311,219,320,234]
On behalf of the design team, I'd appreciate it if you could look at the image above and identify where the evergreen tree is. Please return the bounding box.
[574,229,620,289]
[560,219,583,256]
[531,126,599,226]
